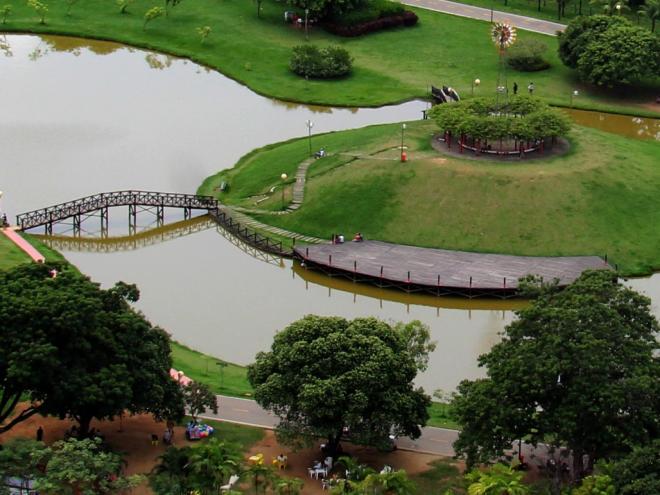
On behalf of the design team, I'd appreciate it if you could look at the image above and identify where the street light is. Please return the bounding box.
[305,119,314,156]
[570,89,579,108]
[280,173,288,209]
[216,362,228,390]
[615,2,621,14]
[305,8,310,40]
[400,123,407,162]
[471,78,481,96]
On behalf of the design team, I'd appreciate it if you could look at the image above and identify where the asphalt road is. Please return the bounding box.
[401,0,567,35]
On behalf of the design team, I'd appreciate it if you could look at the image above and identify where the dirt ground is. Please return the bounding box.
[1,409,447,495]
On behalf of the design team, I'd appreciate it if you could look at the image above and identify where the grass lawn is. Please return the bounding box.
[410,458,466,493]
[185,416,265,450]
[171,340,459,430]
[1,0,657,115]
[0,233,67,270]
[203,120,660,276]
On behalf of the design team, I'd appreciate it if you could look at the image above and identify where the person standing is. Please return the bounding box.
[513,82,518,95]
[36,426,44,442]
[528,82,535,94]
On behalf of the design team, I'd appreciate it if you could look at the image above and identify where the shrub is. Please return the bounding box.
[329,0,405,26]
[324,9,417,36]
[558,15,629,69]
[290,45,353,79]
[507,39,550,72]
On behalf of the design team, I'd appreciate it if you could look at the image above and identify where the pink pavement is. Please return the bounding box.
[2,227,46,263]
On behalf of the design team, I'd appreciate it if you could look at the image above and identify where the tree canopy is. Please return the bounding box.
[452,270,660,486]
[558,15,660,87]
[247,316,431,456]
[0,262,184,435]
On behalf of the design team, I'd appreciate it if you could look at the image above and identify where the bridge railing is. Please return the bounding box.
[209,210,289,257]
[16,190,218,231]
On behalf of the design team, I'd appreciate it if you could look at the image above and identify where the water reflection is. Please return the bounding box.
[563,108,660,141]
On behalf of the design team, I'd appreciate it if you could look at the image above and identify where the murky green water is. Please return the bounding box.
[2,34,658,393]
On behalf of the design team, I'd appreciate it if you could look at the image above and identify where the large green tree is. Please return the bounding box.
[248,316,431,457]
[558,15,629,68]
[33,437,143,495]
[452,271,659,486]
[609,439,660,495]
[577,24,660,87]
[0,262,184,435]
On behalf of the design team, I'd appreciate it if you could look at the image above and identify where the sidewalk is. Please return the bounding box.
[402,0,567,35]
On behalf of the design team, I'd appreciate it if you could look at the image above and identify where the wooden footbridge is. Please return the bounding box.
[16,190,219,235]
[294,241,612,298]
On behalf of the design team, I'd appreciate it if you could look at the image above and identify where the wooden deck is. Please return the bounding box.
[294,241,611,297]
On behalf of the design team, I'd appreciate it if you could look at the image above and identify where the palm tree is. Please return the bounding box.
[149,446,194,495]
[243,462,276,494]
[356,470,416,495]
[338,456,377,482]
[273,477,304,495]
[638,0,659,31]
[186,439,242,495]
[466,463,530,495]
[589,0,630,14]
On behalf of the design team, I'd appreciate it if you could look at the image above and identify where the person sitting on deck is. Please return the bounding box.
[352,233,363,242]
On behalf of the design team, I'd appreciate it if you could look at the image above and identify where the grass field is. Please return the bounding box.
[1,0,657,114]
[202,120,660,276]
[0,233,67,270]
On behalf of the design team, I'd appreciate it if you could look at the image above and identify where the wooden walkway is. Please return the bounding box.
[294,241,610,297]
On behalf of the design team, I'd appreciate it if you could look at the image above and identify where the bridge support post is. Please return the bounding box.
[100,207,108,239]
[156,205,164,228]
[129,204,137,236]
[73,214,81,237]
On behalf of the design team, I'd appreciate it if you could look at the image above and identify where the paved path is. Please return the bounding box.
[402,0,566,35]
[201,395,458,456]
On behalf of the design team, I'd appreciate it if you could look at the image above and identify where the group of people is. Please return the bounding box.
[331,233,364,244]
[511,82,535,95]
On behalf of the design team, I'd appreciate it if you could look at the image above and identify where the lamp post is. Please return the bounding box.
[280,173,288,209]
[570,89,579,108]
[615,2,621,14]
[471,78,481,96]
[400,123,407,162]
[305,119,314,156]
[216,362,228,391]
[305,8,310,40]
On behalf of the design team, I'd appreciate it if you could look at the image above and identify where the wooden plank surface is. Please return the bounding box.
[294,241,610,290]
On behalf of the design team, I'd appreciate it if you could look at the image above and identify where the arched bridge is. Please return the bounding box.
[16,190,219,234]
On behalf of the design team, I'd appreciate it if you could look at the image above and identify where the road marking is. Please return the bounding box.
[233,408,249,412]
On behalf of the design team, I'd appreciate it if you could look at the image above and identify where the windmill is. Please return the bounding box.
[491,22,517,108]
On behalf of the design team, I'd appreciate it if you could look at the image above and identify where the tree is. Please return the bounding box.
[452,271,660,489]
[590,0,629,14]
[638,0,660,31]
[248,316,431,458]
[65,0,78,16]
[609,439,660,495]
[274,477,304,495]
[286,0,365,19]
[164,0,183,16]
[196,25,211,44]
[243,463,276,494]
[116,0,133,14]
[0,263,184,436]
[577,24,660,87]
[0,438,46,493]
[558,15,629,69]
[393,320,437,372]
[183,381,218,422]
[186,439,242,494]
[149,446,194,495]
[26,0,47,23]
[144,6,165,30]
[358,470,416,495]
[1,5,11,24]
[33,438,143,495]
[465,464,530,495]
